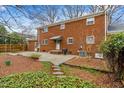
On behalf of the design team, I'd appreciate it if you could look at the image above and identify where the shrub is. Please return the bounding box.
[0,71,96,88]
[100,32,124,80]
[30,53,41,59]
[4,60,12,66]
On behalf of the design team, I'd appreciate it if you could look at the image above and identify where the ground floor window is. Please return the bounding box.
[42,39,48,45]
[67,37,74,44]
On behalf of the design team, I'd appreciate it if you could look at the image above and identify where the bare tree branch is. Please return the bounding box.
[87,5,124,26]
[62,5,86,19]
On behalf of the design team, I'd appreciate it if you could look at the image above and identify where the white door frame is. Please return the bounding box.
[56,40,60,50]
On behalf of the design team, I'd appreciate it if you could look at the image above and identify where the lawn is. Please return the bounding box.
[40,61,52,74]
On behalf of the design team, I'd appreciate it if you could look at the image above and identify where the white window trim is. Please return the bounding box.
[67,37,74,44]
[86,17,95,25]
[42,39,48,45]
[86,35,95,44]
[42,27,48,33]
[60,23,65,30]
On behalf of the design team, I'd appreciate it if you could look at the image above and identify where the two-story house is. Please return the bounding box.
[37,12,107,56]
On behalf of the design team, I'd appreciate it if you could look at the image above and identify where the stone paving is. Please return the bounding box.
[8,51,76,65]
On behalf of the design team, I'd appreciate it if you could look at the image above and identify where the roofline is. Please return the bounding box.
[37,11,105,29]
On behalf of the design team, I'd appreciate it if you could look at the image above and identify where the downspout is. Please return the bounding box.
[104,5,108,41]
[37,29,41,52]
[105,11,107,41]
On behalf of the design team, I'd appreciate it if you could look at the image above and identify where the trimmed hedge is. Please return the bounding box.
[0,71,96,88]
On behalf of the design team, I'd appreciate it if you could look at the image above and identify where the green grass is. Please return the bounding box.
[0,71,96,88]
[80,67,102,75]
[0,52,5,56]
[61,65,102,76]
[40,61,52,74]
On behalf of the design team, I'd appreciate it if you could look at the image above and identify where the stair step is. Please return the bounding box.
[53,68,61,71]
[52,65,60,68]
[53,72,64,75]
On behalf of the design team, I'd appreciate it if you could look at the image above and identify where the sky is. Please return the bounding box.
[0,5,124,35]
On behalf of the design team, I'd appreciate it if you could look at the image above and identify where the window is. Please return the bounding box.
[86,35,95,44]
[43,27,48,33]
[67,37,74,44]
[60,23,65,30]
[42,39,48,45]
[86,17,95,25]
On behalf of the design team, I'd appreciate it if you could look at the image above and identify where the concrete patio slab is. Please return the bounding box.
[8,51,76,65]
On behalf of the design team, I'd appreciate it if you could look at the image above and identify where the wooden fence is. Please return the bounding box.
[0,44,27,52]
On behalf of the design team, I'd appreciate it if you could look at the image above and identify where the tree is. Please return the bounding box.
[100,33,124,80]
[0,25,8,44]
[8,32,26,44]
[0,25,8,35]
[19,5,60,25]
[87,5,124,26]
[62,5,86,19]
[0,25,26,44]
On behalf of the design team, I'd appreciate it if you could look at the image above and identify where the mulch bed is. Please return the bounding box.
[64,57,109,71]
[0,54,43,77]
[64,66,123,88]
[63,57,124,87]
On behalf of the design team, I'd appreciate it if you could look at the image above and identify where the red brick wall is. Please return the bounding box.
[37,13,105,56]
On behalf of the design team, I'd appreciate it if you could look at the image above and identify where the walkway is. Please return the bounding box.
[8,51,76,65]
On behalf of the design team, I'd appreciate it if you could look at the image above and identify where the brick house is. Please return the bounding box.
[37,12,107,56]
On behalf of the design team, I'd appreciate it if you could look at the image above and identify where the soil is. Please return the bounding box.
[64,57,109,71]
[0,54,43,77]
[63,65,123,88]
[63,57,124,88]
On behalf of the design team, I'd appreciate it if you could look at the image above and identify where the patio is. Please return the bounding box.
[8,51,76,65]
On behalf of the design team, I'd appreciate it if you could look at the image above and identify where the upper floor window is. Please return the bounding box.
[86,35,95,44]
[86,17,95,25]
[60,23,65,30]
[43,27,48,33]
[42,39,48,45]
[67,37,74,44]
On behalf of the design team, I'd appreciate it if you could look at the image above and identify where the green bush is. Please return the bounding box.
[30,53,41,59]
[4,60,12,66]
[0,71,96,88]
[100,32,124,80]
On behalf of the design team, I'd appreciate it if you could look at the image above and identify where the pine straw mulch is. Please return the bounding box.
[0,54,43,77]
